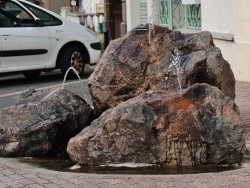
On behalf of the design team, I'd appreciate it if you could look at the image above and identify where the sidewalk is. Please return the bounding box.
[0,81,249,188]
[236,81,250,150]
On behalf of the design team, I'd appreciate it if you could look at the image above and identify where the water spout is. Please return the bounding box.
[61,67,88,102]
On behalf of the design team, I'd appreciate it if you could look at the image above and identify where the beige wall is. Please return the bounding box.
[200,0,235,78]
[214,39,234,70]
[234,43,250,80]
[126,0,141,31]
[201,0,234,34]
[201,0,250,82]
[234,0,250,44]
[233,0,250,81]
[43,0,68,14]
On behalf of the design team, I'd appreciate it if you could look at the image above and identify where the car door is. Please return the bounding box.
[0,1,50,69]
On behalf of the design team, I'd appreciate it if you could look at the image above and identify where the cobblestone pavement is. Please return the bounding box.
[0,81,250,188]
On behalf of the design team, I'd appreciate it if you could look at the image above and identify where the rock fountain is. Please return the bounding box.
[68,24,245,167]
[0,24,246,172]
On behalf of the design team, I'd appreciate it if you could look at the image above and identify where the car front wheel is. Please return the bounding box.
[60,45,85,78]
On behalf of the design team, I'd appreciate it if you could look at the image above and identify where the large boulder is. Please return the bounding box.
[67,83,245,166]
[0,88,93,157]
[88,24,235,114]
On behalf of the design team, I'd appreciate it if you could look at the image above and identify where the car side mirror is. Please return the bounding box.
[35,19,44,27]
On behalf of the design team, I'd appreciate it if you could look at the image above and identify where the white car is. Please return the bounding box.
[0,0,101,78]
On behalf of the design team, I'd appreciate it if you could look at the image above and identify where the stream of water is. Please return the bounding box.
[171,48,183,92]
[61,67,88,102]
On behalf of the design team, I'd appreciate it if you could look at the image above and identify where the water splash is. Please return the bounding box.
[170,48,183,92]
[61,67,88,102]
[148,15,155,45]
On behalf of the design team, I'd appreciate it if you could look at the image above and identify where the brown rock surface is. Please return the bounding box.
[67,83,245,166]
[0,88,93,157]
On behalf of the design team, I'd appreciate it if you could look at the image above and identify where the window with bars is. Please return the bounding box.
[159,0,172,28]
[185,4,201,29]
[158,0,201,30]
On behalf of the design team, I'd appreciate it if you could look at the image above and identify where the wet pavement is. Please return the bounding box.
[0,81,250,188]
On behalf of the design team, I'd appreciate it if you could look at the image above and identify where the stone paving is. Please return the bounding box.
[0,81,250,188]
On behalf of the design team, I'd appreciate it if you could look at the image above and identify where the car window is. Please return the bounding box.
[21,2,62,26]
[0,1,34,27]
[0,11,15,27]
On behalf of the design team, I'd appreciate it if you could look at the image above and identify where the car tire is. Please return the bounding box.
[60,45,85,78]
[23,71,41,79]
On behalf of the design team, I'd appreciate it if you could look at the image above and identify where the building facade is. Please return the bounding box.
[42,0,69,14]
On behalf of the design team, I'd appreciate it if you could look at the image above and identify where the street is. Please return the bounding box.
[0,66,95,109]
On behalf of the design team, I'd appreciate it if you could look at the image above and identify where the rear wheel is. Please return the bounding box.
[59,45,85,78]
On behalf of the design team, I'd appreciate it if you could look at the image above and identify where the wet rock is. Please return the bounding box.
[14,87,50,105]
[88,24,235,114]
[67,83,245,166]
[0,88,93,157]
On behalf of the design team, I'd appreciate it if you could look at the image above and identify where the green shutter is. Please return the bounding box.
[140,0,148,24]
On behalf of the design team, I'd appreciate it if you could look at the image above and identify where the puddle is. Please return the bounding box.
[18,157,243,175]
